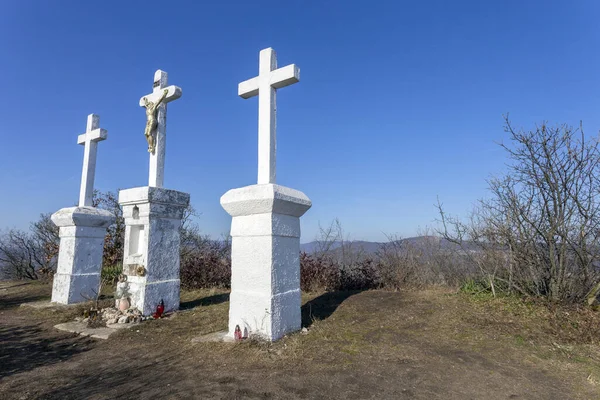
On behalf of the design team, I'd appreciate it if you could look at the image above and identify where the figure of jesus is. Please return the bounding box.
[142,88,169,154]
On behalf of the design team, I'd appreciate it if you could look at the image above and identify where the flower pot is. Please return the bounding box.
[118,298,130,312]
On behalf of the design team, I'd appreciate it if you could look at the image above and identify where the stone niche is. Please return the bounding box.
[119,186,190,315]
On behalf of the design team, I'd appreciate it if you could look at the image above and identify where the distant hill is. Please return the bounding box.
[300,240,384,254]
[300,236,473,254]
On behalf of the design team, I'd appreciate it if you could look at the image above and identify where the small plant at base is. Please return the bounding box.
[460,279,491,296]
[101,264,122,285]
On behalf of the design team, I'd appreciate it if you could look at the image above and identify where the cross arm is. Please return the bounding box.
[139,85,182,107]
[77,129,107,145]
[238,77,259,99]
[238,64,299,99]
[270,64,300,89]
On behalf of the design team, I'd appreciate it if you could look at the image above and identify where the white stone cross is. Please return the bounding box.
[238,48,300,184]
[77,114,107,207]
[139,70,182,188]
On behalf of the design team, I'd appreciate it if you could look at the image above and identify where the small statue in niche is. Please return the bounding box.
[115,274,131,311]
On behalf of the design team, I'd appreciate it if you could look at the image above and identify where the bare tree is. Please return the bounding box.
[30,213,60,275]
[314,218,343,257]
[94,190,124,269]
[314,218,367,266]
[0,229,45,280]
[179,203,202,260]
[438,116,600,302]
[377,228,473,289]
[0,189,206,282]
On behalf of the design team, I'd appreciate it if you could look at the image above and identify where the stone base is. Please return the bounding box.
[54,321,138,340]
[221,184,311,341]
[127,277,180,316]
[52,273,101,304]
[51,206,113,305]
[20,301,77,310]
[119,186,190,316]
[106,322,140,330]
[228,288,301,340]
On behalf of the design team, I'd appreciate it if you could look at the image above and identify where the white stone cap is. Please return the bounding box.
[51,206,114,228]
[220,184,311,218]
[119,186,190,207]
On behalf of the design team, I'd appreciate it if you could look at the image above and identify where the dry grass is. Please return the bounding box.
[1,281,599,399]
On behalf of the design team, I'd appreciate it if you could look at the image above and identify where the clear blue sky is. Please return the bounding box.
[1,1,599,242]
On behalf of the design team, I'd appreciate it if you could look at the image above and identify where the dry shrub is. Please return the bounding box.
[338,258,380,290]
[300,252,338,292]
[300,251,381,292]
[546,303,600,344]
[180,238,231,289]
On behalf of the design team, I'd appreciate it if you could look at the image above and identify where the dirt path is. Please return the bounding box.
[0,282,598,399]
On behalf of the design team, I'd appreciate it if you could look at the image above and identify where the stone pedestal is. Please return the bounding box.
[221,184,311,341]
[119,186,190,315]
[51,207,114,304]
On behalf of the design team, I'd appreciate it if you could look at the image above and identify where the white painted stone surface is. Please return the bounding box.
[224,47,308,341]
[139,70,182,188]
[221,184,311,341]
[238,48,300,185]
[51,206,113,304]
[119,186,190,315]
[51,114,112,305]
[77,114,107,207]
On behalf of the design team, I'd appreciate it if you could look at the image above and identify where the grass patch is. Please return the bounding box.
[3,282,600,399]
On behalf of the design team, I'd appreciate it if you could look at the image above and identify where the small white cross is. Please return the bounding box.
[77,114,107,207]
[238,48,300,184]
[139,69,182,188]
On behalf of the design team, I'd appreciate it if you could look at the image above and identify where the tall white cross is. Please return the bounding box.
[238,47,300,184]
[139,69,182,188]
[77,114,107,207]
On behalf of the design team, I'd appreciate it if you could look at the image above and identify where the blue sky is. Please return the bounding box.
[1,1,600,242]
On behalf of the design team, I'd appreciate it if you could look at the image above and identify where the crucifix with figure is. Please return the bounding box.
[139,69,182,188]
[77,114,107,207]
[238,47,300,184]
[116,69,189,315]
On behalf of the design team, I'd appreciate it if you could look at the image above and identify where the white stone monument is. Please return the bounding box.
[51,114,114,304]
[221,47,311,341]
[118,69,190,315]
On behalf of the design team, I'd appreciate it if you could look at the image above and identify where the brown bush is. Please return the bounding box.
[300,251,382,292]
[180,238,231,289]
[338,258,380,290]
[300,252,338,292]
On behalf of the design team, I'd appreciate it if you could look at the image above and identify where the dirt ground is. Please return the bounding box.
[1,281,599,399]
